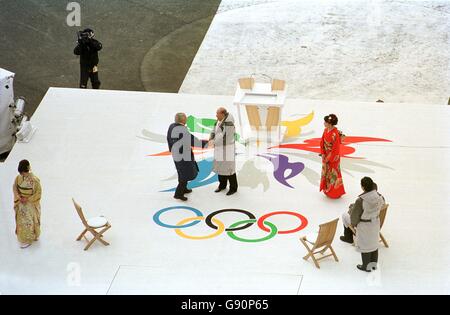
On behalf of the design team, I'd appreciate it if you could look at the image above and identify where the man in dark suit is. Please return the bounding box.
[167,113,208,201]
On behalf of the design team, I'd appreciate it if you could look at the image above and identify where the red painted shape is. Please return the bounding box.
[270,136,392,158]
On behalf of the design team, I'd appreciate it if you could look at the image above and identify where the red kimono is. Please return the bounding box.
[320,127,345,199]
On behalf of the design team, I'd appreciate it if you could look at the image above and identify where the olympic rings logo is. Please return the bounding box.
[153,207,309,243]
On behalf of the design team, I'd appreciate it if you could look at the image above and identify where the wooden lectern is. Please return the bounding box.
[234,77,287,145]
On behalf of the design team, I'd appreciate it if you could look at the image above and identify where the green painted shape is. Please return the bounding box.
[187,115,244,144]
[187,115,216,134]
[235,133,243,143]
[227,219,278,243]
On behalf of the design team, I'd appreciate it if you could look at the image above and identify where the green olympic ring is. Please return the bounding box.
[227,219,278,243]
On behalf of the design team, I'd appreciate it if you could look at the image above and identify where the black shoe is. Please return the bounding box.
[174,195,188,201]
[184,189,193,194]
[340,236,353,244]
[357,265,371,272]
[226,190,237,196]
[215,187,226,193]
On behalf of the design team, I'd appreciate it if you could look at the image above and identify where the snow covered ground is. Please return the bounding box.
[180,0,450,105]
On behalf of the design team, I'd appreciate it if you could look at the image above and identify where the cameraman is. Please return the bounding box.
[74,28,102,89]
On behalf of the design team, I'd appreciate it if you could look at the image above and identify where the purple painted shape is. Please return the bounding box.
[258,154,305,188]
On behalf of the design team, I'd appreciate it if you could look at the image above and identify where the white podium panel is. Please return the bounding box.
[234,78,287,145]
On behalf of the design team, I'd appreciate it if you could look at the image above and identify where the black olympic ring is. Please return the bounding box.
[205,209,256,232]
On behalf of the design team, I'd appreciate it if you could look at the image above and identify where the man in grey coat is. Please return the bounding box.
[209,107,238,196]
[343,177,385,272]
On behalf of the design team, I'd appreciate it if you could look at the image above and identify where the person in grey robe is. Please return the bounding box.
[209,107,238,196]
[344,177,386,272]
[340,182,380,244]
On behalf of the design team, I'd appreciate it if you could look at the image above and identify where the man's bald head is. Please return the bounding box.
[216,107,228,121]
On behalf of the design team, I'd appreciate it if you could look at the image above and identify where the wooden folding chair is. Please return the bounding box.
[300,218,339,269]
[72,198,111,251]
[379,204,389,248]
[349,203,390,248]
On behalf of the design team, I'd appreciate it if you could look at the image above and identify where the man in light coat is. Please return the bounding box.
[209,107,238,196]
[344,177,385,272]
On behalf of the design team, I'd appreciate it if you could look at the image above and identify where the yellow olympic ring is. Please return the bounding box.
[175,216,225,240]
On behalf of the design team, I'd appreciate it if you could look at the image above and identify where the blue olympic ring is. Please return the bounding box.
[153,206,203,229]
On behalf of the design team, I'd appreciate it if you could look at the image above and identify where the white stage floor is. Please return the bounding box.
[0,88,449,294]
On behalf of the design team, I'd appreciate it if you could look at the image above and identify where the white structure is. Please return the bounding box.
[0,68,15,155]
[0,68,33,155]
[234,77,287,145]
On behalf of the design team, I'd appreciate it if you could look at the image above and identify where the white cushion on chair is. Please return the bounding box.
[87,216,108,228]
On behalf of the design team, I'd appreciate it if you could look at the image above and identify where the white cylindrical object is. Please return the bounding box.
[14,97,26,118]
[0,68,15,154]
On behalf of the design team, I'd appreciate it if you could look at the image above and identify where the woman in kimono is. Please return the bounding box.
[350,177,386,272]
[320,114,345,199]
[209,107,238,196]
[13,160,42,248]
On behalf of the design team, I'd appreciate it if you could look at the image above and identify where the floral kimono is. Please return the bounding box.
[320,127,345,199]
[13,173,42,244]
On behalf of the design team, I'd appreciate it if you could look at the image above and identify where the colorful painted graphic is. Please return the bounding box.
[269,136,392,159]
[257,154,305,188]
[140,110,393,192]
[153,206,308,243]
[160,158,218,192]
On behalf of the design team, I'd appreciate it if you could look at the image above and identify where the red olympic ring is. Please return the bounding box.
[257,211,308,235]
